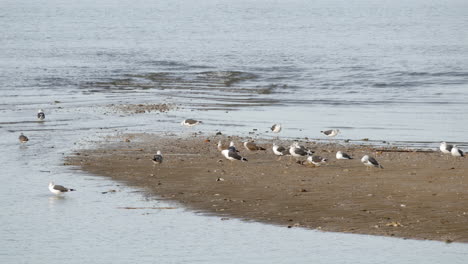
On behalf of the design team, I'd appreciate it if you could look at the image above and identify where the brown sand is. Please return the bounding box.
[66,134,468,242]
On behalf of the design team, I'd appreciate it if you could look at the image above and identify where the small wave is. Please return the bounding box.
[390,71,468,78]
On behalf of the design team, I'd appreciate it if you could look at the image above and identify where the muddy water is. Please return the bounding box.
[1,0,468,262]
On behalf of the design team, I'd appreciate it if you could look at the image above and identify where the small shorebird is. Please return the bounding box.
[37,109,45,121]
[152,151,163,164]
[243,141,266,151]
[181,119,202,127]
[451,145,464,157]
[307,155,328,167]
[289,142,314,160]
[19,133,29,143]
[336,151,353,160]
[221,146,248,162]
[271,124,282,133]
[49,182,76,195]
[361,155,383,170]
[321,129,340,138]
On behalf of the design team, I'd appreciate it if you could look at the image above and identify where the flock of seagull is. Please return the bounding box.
[215,128,384,169]
[19,113,465,195]
[166,120,391,170]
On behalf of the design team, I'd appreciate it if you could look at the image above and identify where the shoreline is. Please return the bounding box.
[66,133,468,243]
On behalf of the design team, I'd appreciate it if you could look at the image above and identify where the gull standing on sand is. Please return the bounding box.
[271,124,282,133]
[244,141,266,151]
[289,142,314,159]
[451,145,464,157]
[19,133,29,143]
[221,146,248,162]
[49,182,76,195]
[336,151,353,160]
[152,151,163,164]
[181,119,202,127]
[272,143,289,156]
[307,155,328,166]
[321,129,340,138]
[439,142,453,154]
[361,155,383,169]
[37,109,45,121]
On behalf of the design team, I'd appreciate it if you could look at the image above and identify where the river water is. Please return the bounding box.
[1,0,468,262]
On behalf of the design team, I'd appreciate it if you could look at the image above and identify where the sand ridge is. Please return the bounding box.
[66,133,468,242]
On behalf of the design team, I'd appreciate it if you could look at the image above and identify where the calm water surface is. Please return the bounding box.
[1,0,468,262]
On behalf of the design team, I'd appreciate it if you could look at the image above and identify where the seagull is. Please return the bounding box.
[244,141,266,151]
[361,155,383,169]
[440,142,453,154]
[19,133,29,143]
[49,182,76,195]
[307,155,328,166]
[451,145,464,157]
[221,146,248,162]
[336,151,353,160]
[271,124,282,133]
[272,143,289,156]
[289,142,314,159]
[37,109,45,121]
[321,129,340,137]
[181,119,202,127]
[152,151,163,164]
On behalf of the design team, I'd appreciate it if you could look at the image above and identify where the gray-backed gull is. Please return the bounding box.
[321,129,340,137]
[307,155,328,166]
[361,155,383,169]
[271,124,282,133]
[439,142,453,154]
[272,143,289,156]
[451,145,464,157]
[336,151,353,160]
[49,182,76,195]
[37,109,45,121]
[152,151,163,164]
[289,142,314,159]
[181,119,202,127]
[221,146,248,162]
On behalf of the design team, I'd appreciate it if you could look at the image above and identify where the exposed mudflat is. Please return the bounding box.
[67,133,468,243]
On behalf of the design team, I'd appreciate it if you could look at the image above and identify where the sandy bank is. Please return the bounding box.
[66,133,468,242]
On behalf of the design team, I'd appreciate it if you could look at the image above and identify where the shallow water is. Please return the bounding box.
[1,0,468,262]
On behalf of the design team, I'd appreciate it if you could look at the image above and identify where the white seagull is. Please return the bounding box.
[361,155,383,169]
[221,146,248,162]
[271,124,282,133]
[321,129,340,137]
[272,143,289,156]
[49,182,76,195]
[307,155,328,166]
[440,142,453,154]
[152,151,163,164]
[181,119,202,127]
[289,142,314,159]
[37,109,45,121]
[336,151,353,160]
[451,145,464,157]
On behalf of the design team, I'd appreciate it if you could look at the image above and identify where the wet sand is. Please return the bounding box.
[66,133,468,242]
